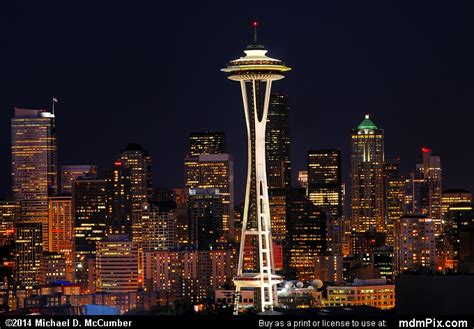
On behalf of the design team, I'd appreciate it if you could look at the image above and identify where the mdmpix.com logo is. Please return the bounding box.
[399,318,469,328]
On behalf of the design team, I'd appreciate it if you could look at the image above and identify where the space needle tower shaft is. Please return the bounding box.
[221,21,291,314]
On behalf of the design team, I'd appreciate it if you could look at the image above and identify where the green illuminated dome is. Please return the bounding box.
[357,114,378,130]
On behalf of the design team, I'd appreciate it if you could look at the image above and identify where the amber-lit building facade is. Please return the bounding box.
[119,144,153,243]
[48,195,74,281]
[351,115,385,233]
[11,108,57,247]
[105,162,133,236]
[325,279,395,310]
[266,94,291,189]
[308,149,343,217]
[383,159,404,246]
[140,202,177,252]
[189,131,226,156]
[15,222,43,288]
[394,214,436,273]
[143,249,234,305]
[72,178,107,289]
[442,189,472,218]
[60,165,97,194]
[0,200,20,246]
[184,154,234,242]
[285,188,327,280]
[96,235,139,293]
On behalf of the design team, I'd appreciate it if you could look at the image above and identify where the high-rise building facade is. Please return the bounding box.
[119,144,153,243]
[105,162,133,236]
[48,195,74,281]
[297,170,308,189]
[404,148,442,235]
[184,154,234,242]
[442,189,472,218]
[96,235,139,293]
[383,159,405,246]
[60,165,97,194]
[445,203,474,262]
[308,150,343,217]
[394,214,436,273]
[266,94,291,189]
[189,131,226,156]
[11,108,57,247]
[0,200,20,246]
[39,252,67,285]
[351,115,385,233]
[285,188,327,281]
[72,178,107,288]
[143,249,234,305]
[140,202,177,252]
[188,188,224,250]
[15,222,43,288]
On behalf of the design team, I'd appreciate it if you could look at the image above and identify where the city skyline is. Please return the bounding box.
[2,3,474,319]
[1,2,474,201]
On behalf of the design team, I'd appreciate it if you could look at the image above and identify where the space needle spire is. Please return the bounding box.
[221,22,291,314]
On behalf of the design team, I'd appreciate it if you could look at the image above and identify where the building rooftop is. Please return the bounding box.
[357,114,378,130]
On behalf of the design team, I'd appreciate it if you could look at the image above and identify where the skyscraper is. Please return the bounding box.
[285,188,327,281]
[60,165,97,193]
[383,159,405,246]
[72,178,107,288]
[140,201,177,252]
[441,189,471,219]
[105,161,133,236]
[0,200,20,246]
[184,154,234,242]
[351,114,385,233]
[119,144,153,243]
[15,222,43,288]
[394,215,436,273]
[444,203,474,262]
[266,94,291,189]
[11,108,57,247]
[188,188,224,250]
[96,235,139,293]
[189,131,226,156]
[308,149,343,217]
[404,148,442,235]
[308,149,343,255]
[48,194,74,281]
[222,24,291,313]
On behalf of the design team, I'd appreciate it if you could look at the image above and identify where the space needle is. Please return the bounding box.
[221,22,291,314]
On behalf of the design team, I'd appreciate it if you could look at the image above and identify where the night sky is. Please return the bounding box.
[1,1,474,202]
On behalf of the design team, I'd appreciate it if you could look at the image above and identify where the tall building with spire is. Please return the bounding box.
[266,94,291,189]
[221,22,291,313]
[351,115,385,233]
[11,108,58,248]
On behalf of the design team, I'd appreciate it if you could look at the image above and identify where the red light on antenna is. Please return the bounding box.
[421,147,431,154]
[253,21,258,27]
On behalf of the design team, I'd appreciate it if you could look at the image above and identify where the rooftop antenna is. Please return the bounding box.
[52,96,58,115]
[253,20,258,43]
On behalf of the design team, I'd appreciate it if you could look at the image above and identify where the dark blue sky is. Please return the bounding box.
[1,1,474,201]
